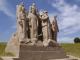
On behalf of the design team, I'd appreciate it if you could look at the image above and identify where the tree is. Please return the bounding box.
[74,37,80,43]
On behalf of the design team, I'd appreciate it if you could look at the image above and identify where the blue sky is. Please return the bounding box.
[0,0,80,43]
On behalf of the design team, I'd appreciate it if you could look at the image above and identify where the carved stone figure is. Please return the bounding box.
[28,3,38,45]
[16,3,28,42]
[6,2,59,47]
[5,2,68,60]
[39,11,49,46]
[51,16,59,42]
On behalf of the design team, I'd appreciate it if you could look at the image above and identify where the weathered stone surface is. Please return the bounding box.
[51,16,59,42]
[39,11,49,42]
[28,3,38,44]
[16,3,28,42]
[5,33,19,57]
[39,11,53,46]
[13,44,67,60]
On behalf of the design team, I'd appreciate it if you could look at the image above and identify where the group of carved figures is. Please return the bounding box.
[16,3,59,46]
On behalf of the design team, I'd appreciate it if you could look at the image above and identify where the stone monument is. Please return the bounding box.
[5,2,67,60]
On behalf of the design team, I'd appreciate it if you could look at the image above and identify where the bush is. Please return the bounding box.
[74,37,80,43]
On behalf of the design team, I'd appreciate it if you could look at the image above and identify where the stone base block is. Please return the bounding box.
[13,44,67,60]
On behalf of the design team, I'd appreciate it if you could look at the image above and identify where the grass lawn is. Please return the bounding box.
[0,42,6,56]
[61,43,80,58]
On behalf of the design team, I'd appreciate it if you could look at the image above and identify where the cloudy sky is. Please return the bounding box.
[0,0,80,43]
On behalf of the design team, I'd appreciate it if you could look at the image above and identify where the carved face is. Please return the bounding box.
[40,12,48,19]
[21,7,25,11]
[18,5,25,13]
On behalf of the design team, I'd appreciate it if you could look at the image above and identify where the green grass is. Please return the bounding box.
[0,42,6,56]
[61,43,80,58]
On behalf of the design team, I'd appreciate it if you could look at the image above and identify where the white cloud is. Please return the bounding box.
[0,0,15,18]
[58,37,74,43]
[50,0,80,43]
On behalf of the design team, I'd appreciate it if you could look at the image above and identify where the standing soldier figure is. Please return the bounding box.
[16,2,28,42]
[28,3,38,45]
[40,11,49,46]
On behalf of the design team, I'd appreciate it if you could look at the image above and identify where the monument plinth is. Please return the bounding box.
[5,2,67,60]
[13,44,67,60]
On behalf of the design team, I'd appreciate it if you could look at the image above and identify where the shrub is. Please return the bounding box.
[74,37,80,43]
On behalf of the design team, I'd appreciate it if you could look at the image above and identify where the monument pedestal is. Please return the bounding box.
[14,44,67,60]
